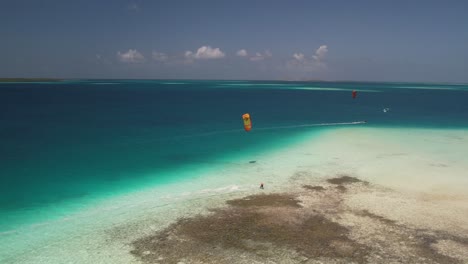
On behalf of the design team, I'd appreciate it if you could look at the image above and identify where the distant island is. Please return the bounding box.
[0,78,63,82]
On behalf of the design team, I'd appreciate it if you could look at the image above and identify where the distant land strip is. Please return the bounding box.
[0,78,63,82]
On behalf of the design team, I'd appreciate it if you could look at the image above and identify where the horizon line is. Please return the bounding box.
[0,77,467,86]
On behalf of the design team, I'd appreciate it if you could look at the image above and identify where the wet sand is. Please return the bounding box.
[130,176,468,263]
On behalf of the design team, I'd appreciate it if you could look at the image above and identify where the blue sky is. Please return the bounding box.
[1,0,467,82]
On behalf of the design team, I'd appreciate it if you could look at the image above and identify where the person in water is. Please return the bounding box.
[260,183,264,189]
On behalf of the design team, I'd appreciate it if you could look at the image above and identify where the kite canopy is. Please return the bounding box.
[242,113,252,132]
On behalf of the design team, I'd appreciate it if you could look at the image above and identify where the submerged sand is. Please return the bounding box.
[2,127,468,263]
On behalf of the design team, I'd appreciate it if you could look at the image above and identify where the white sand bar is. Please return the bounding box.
[2,127,468,263]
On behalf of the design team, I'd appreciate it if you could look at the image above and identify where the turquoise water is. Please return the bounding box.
[1,80,468,232]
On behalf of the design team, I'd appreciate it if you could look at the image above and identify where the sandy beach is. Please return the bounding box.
[3,127,468,263]
[131,176,468,263]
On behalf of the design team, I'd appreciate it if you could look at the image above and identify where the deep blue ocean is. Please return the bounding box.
[1,80,468,231]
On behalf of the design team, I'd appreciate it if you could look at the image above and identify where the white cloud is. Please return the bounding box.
[152,51,168,62]
[185,46,225,60]
[286,45,329,72]
[249,50,272,61]
[117,49,145,63]
[293,53,305,61]
[236,49,248,57]
[312,45,328,61]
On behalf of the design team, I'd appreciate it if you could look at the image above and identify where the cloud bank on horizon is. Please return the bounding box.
[117,49,145,63]
[114,45,329,77]
[184,46,226,60]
